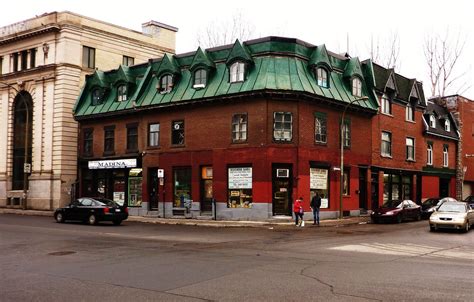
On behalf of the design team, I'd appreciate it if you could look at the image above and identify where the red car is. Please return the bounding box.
[371,200,421,223]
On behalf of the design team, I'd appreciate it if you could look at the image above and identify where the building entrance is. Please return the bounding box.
[272,164,292,216]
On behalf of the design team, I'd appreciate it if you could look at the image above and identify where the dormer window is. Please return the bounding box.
[316,67,329,88]
[230,62,245,83]
[429,115,436,128]
[444,120,450,132]
[193,69,207,88]
[406,103,415,122]
[159,74,173,94]
[117,84,128,102]
[352,77,362,97]
[91,88,104,105]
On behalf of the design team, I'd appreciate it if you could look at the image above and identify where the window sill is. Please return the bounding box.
[406,159,416,162]
[103,151,115,157]
[126,149,139,155]
[146,145,161,150]
[273,140,293,144]
[231,140,248,145]
[315,141,328,146]
[381,113,394,117]
[405,120,416,124]
[381,154,392,159]
[170,144,186,148]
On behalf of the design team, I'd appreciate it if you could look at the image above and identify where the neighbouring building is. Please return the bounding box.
[73,36,458,220]
[0,11,177,210]
[433,95,474,199]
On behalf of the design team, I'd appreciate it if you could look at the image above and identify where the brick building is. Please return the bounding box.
[0,11,177,210]
[73,37,458,220]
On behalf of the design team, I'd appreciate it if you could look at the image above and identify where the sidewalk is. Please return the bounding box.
[0,208,370,228]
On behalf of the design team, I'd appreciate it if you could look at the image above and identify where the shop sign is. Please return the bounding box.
[157,169,164,178]
[88,158,137,169]
[228,167,252,189]
[310,168,328,189]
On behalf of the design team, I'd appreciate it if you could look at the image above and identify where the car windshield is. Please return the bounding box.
[382,200,403,208]
[437,203,466,213]
[423,199,438,206]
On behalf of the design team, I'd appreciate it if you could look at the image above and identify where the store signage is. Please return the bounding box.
[310,168,328,189]
[157,169,164,178]
[88,158,137,169]
[228,167,252,189]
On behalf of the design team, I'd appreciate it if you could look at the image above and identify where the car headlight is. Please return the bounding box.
[385,211,395,215]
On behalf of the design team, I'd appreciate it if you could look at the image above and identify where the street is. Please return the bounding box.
[0,214,472,302]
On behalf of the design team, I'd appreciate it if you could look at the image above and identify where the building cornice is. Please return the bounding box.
[0,25,60,45]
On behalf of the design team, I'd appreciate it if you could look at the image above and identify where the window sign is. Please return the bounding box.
[228,167,252,189]
[228,167,253,208]
[310,168,329,209]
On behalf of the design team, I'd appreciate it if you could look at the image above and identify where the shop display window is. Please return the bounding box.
[227,167,253,208]
[128,168,142,207]
[173,167,192,208]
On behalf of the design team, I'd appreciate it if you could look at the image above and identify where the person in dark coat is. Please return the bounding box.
[311,193,321,225]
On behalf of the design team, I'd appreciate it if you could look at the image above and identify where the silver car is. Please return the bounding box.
[429,201,474,232]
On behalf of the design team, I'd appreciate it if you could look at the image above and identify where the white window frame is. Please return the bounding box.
[445,120,451,132]
[381,94,391,115]
[443,145,449,167]
[352,77,362,97]
[117,84,127,102]
[230,62,245,83]
[427,144,433,165]
[429,115,436,128]
[273,112,292,142]
[381,131,392,157]
[406,137,415,161]
[316,67,328,88]
[160,74,173,94]
[232,113,248,143]
[148,123,160,147]
[406,104,415,122]
[193,68,207,88]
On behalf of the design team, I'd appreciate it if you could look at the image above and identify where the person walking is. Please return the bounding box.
[311,193,321,225]
[293,197,304,227]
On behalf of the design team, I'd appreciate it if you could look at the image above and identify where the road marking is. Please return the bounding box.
[329,243,473,260]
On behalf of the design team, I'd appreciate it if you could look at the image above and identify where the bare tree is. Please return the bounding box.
[369,32,401,70]
[196,13,257,48]
[423,29,468,97]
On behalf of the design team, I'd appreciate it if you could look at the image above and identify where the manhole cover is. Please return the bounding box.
[48,251,76,256]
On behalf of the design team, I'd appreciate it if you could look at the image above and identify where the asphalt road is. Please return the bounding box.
[0,214,472,302]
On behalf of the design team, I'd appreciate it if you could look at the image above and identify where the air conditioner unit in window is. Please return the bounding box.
[276,169,289,178]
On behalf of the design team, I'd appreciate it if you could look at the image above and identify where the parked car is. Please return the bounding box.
[371,199,421,223]
[421,197,456,219]
[54,197,128,225]
[429,201,474,232]
[462,196,474,209]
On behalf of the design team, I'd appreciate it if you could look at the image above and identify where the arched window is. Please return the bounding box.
[429,115,436,128]
[91,88,104,105]
[193,69,207,88]
[12,91,33,190]
[230,62,245,83]
[117,84,127,102]
[159,74,173,93]
[316,67,329,88]
[352,77,362,97]
[444,120,450,132]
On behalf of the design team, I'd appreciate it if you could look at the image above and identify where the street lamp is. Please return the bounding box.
[339,96,368,219]
[0,81,30,210]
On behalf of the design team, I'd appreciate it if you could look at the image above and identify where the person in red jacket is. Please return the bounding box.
[293,197,304,226]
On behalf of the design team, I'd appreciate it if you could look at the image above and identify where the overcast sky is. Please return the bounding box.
[1,0,472,99]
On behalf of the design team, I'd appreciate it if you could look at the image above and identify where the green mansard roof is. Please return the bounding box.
[74,37,380,119]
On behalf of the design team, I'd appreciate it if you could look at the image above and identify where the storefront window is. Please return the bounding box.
[310,168,329,208]
[128,168,142,206]
[173,167,191,208]
[228,167,253,208]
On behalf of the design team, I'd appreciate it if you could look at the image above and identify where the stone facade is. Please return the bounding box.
[0,11,177,210]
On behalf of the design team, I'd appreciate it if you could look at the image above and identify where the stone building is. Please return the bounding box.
[0,11,177,210]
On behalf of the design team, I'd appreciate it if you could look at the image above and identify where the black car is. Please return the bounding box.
[54,197,128,225]
[463,196,474,209]
[421,197,442,219]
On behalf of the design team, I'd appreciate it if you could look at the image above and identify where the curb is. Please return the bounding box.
[0,208,370,228]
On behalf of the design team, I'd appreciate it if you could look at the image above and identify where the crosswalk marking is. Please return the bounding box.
[329,243,473,260]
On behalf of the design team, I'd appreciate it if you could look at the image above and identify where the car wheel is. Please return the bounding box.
[430,225,436,232]
[55,212,64,223]
[463,222,470,233]
[88,214,98,225]
[416,212,421,221]
[113,220,122,226]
